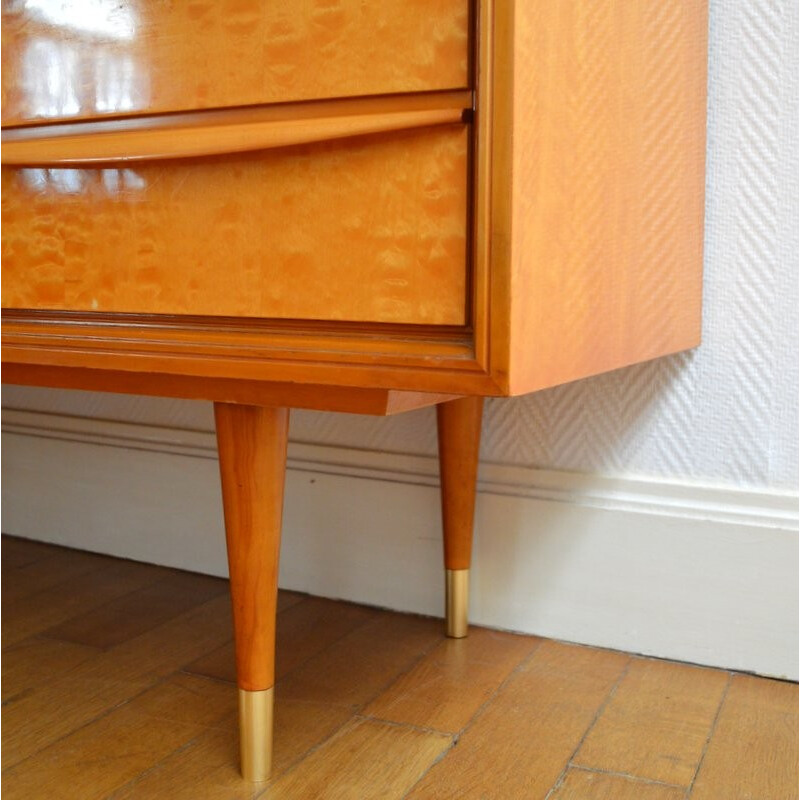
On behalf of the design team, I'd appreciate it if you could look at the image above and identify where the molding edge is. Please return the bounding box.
[3,407,796,531]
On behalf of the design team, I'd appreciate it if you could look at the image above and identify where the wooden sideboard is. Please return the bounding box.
[1,0,708,782]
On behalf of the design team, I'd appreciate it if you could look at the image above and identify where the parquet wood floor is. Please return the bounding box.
[2,536,796,799]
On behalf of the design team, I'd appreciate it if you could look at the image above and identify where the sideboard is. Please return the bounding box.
[1,0,708,781]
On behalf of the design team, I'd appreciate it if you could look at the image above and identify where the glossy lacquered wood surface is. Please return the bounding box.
[1,0,708,400]
[486,0,708,394]
[0,91,470,165]
[2,126,468,325]
[1,0,469,126]
[437,396,484,571]
[215,404,288,692]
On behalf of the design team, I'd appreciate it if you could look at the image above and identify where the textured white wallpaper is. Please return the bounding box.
[3,0,797,490]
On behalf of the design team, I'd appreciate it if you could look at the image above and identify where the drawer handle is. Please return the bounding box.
[1,92,470,166]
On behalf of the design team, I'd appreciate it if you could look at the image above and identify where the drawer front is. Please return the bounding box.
[1,0,469,126]
[1,126,469,325]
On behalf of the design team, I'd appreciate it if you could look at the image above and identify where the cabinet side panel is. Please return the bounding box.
[508,1,707,394]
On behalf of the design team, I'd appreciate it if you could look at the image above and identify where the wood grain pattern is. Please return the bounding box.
[2,593,233,767]
[2,126,468,325]
[1,364,468,414]
[2,545,120,603]
[111,703,355,799]
[691,674,799,800]
[42,569,227,649]
[437,396,484,570]
[215,404,288,692]
[2,672,149,769]
[2,674,236,800]
[263,718,452,799]
[2,637,99,705]
[406,640,629,799]
[1,105,466,165]
[574,658,729,787]
[363,627,537,733]
[1,0,468,125]
[2,90,471,145]
[1,1,708,398]
[109,728,258,800]
[3,539,796,799]
[278,612,442,708]
[2,558,166,647]
[185,596,378,686]
[550,768,685,800]
[482,0,708,394]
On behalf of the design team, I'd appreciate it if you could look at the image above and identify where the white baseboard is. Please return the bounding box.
[2,408,797,680]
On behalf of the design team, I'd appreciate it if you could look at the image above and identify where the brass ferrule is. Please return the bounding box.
[445,568,470,638]
[238,687,274,782]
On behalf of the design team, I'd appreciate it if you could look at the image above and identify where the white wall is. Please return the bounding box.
[2,0,798,677]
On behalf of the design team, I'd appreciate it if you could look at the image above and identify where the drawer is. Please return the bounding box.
[1,0,469,126]
[1,124,469,325]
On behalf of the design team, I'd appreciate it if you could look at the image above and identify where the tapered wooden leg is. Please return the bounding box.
[214,403,289,782]
[437,396,483,638]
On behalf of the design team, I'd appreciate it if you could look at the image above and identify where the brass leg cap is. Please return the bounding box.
[446,568,470,638]
[239,687,274,782]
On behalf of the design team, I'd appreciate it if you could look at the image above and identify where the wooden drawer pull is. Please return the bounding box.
[1,93,470,166]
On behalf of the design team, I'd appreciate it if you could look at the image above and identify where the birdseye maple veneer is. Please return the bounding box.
[1,0,708,782]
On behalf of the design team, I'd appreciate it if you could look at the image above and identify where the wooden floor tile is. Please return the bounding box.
[43,569,228,649]
[550,768,684,799]
[574,657,728,787]
[2,675,234,800]
[2,593,234,767]
[1,536,60,571]
[2,636,100,704]
[276,597,379,679]
[278,611,443,709]
[109,727,260,800]
[275,590,307,613]
[270,696,356,773]
[406,640,628,799]
[2,672,150,769]
[124,672,237,730]
[93,593,234,684]
[185,595,377,685]
[112,697,354,800]
[3,547,122,604]
[262,718,452,800]
[364,626,538,733]
[2,538,795,800]
[2,559,168,647]
[691,674,798,800]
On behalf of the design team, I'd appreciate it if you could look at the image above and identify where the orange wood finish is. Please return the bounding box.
[1,2,709,784]
[1,2,707,398]
[2,363,460,416]
[2,125,468,325]
[480,0,709,394]
[437,396,484,571]
[1,0,469,126]
[215,404,288,692]
[1,92,469,166]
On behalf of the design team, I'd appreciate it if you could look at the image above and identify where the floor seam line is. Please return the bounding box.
[544,656,632,800]
[684,671,733,798]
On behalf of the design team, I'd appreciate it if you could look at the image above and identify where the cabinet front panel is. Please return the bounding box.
[1,0,469,126]
[2,127,469,325]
